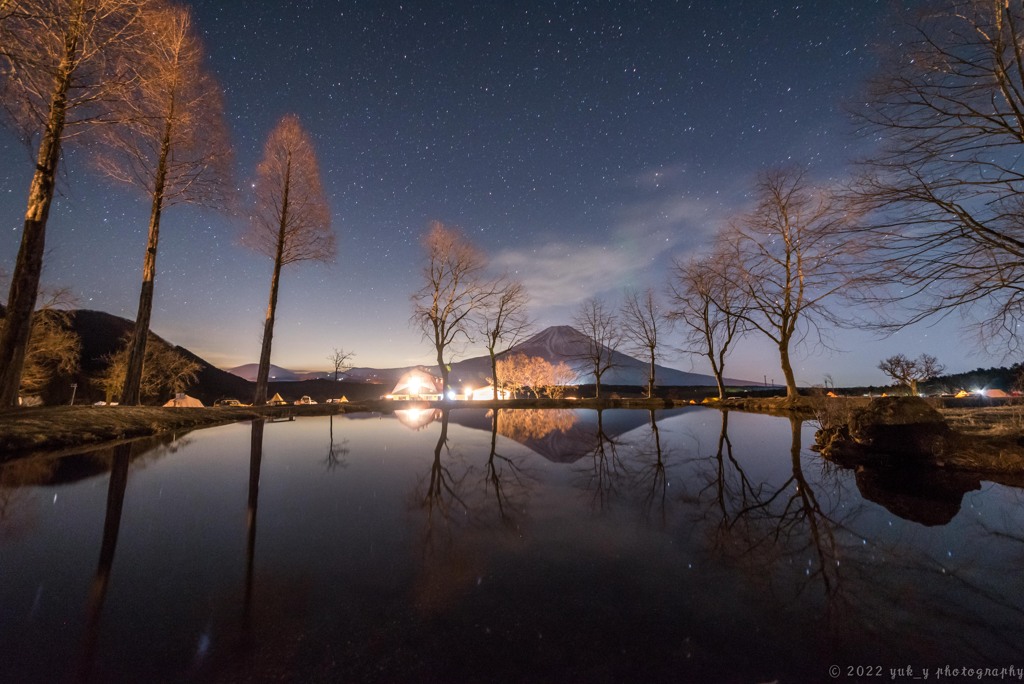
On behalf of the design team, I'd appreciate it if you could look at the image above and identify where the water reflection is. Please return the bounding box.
[573,409,626,510]
[322,414,349,471]
[244,420,263,622]
[3,408,1024,682]
[77,443,132,682]
[485,409,532,528]
[631,409,672,525]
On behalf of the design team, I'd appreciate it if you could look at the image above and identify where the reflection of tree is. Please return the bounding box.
[418,410,469,535]
[245,419,264,623]
[410,409,482,614]
[322,414,349,472]
[496,408,577,441]
[631,409,673,525]
[686,412,1024,659]
[575,410,626,510]
[482,409,532,528]
[77,443,132,681]
[709,416,842,597]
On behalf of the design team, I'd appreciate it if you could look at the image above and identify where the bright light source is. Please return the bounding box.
[446,390,455,400]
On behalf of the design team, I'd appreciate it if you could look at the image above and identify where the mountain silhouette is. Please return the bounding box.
[446,325,756,388]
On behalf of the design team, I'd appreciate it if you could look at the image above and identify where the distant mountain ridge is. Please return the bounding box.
[448,325,757,388]
[225,325,758,389]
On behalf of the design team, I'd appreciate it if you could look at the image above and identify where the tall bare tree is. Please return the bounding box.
[479,277,531,399]
[0,0,150,407]
[669,250,747,400]
[95,4,232,405]
[411,221,491,396]
[327,347,354,381]
[244,114,335,405]
[851,0,1024,354]
[620,287,671,398]
[572,297,622,399]
[724,166,855,400]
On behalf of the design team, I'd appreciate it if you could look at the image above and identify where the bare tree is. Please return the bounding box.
[850,0,1024,354]
[724,166,856,400]
[669,250,747,400]
[0,288,80,397]
[95,333,200,404]
[620,287,671,398]
[327,347,354,381]
[94,5,232,405]
[244,114,335,405]
[411,221,491,396]
[479,278,531,399]
[877,353,944,395]
[0,0,150,407]
[572,297,622,399]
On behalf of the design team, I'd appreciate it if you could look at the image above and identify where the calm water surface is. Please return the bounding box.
[1,408,1022,683]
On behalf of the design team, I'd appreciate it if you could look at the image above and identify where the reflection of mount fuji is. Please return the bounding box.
[447,407,699,463]
[447,326,758,388]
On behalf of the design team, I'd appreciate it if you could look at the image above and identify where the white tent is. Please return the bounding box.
[388,368,443,399]
[470,385,510,400]
[163,394,204,407]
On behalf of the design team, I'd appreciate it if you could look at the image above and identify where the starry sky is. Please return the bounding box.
[1,0,995,387]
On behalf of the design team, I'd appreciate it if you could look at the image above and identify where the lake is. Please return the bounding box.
[2,407,1022,683]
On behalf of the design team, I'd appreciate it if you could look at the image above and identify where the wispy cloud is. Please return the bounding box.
[491,194,723,313]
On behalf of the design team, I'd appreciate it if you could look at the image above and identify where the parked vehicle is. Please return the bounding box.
[215,398,246,407]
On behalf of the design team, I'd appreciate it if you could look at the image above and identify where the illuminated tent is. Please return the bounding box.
[163,394,204,407]
[389,368,443,399]
[470,385,510,400]
[268,392,289,405]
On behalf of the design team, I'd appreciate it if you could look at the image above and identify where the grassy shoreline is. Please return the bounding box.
[3,397,1023,473]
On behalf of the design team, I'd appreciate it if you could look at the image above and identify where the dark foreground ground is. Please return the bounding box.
[2,397,1023,474]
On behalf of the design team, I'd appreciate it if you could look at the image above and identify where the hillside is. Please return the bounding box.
[35,310,379,406]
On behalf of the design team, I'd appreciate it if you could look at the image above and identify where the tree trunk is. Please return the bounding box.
[779,340,799,400]
[0,27,77,406]
[593,368,602,399]
[647,347,656,398]
[254,160,290,406]
[490,351,498,400]
[254,259,282,405]
[714,370,726,401]
[121,120,172,405]
[436,344,449,399]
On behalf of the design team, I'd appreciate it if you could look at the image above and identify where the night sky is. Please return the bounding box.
[2,0,988,387]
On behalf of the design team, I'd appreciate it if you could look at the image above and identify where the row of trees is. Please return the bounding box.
[407,1,1024,396]
[0,1,335,406]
